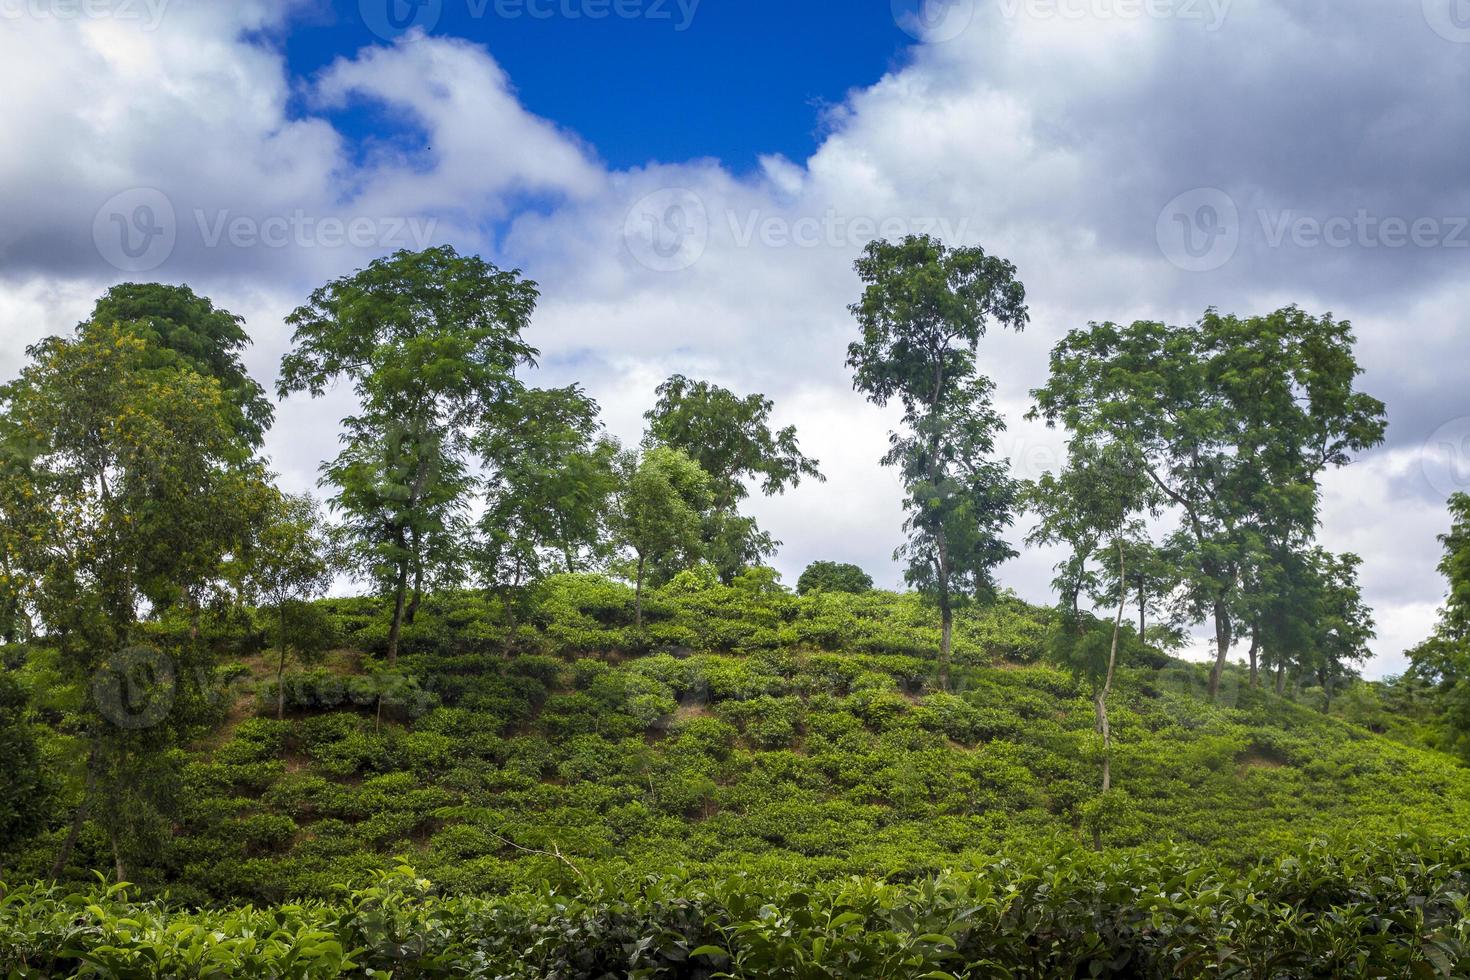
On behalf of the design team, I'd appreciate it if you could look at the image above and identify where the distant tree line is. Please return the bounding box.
[0,236,1408,873]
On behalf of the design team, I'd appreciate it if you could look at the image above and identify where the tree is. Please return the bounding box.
[90,283,273,448]
[0,673,52,879]
[608,447,712,627]
[1026,440,1154,798]
[645,375,822,581]
[278,246,539,665]
[846,235,1028,690]
[1032,307,1385,700]
[476,385,619,645]
[242,492,334,719]
[1305,550,1374,713]
[796,561,874,596]
[1407,494,1470,755]
[0,320,258,881]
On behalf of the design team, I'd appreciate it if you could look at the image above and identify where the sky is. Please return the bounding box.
[2,0,1469,677]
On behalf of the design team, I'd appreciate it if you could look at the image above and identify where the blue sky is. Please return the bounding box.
[287,0,914,169]
[3,0,1470,677]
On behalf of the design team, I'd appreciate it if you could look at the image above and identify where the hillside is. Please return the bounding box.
[9,572,1468,907]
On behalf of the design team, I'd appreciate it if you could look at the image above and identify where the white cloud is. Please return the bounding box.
[2,0,1466,677]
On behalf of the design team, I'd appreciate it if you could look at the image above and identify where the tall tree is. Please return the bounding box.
[476,385,619,644]
[644,375,822,581]
[0,320,257,880]
[608,446,712,627]
[278,246,539,665]
[1027,440,1155,796]
[240,491,334,719]
[1032,307,1385,700]
[90,283,273,448]
[846,235,1028,690]
[1407,493,1470,756]
[1305,549,1374,713]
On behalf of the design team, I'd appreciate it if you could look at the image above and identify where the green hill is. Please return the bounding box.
[9,572,1468,906]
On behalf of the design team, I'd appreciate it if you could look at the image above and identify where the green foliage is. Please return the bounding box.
[6,836,1470,978]
[0,673,52,866]
[644,374,822,581]
[847,235,1028,688]
[797,561,874,596]
[278,245,540,665]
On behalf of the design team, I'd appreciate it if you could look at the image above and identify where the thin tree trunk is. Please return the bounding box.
[277,605,288,720]
[1100,540,1126,795]
[386,559,409,667]
[110,831,126,884]
[634,555,646,628]
[1138,584,1146,641]
[501,590,517,657]
[1207,600,1231,701]
[936,531,953,693]
[405,561,423,625]
[1275,660,1286,695]
[1247,625,1260,689]
[51,749,99,879]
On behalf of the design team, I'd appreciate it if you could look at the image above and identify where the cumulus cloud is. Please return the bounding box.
[2,0,1466,675]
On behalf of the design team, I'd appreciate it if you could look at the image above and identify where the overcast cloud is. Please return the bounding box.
[3,0,1467,676]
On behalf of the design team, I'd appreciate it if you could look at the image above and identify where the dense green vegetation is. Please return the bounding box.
[7,834,1470,978]
[6,576,1470,910]
[4,240,1470,974]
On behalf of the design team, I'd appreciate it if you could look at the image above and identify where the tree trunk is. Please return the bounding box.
[936,532,953,693]
[51,748,99,879]
[634,555,646,628]
[405,561,424,625]
[277,607,288,720]
[1207,600,1231,701]
[939,600,953,694]
[110,830,126,884]
[386,559,409,667]
[1100,540,1126,795]
[1275,660,1286,695]
[1138,587,1146,642]
[501,590,518,657]
[1247,626,1260,689]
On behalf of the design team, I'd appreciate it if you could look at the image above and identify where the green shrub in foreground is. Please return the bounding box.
[3,834,1468,978]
